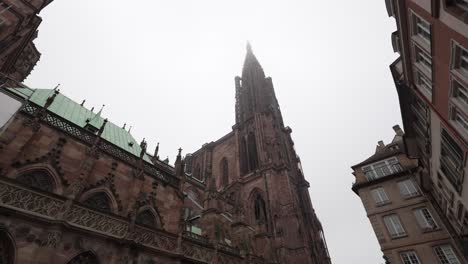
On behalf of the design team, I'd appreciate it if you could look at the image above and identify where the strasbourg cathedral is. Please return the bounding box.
[0,0,331,263]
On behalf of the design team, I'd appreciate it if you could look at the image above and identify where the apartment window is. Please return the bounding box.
[451,42,468,79]
[414,207,438,230]
[383,214,406,238]
[400,251,420,264]
[398,179,420,198]
[440,129,464,189]
[415,45,432,71]
[416,71,433,97]
[371,187,390,206]
[434,245,461,264]
[451,108,468,134]
[412,13,431,44]
[451,79,468,110]
[362,157,403,181]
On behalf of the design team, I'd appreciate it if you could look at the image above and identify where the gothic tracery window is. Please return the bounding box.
[0,230,14,264]
[16,170,54,192]
[248,133,259,171]
[67,251,99,264]
[194,164,202,180]
[135,210,158,228]
[254,194,267,224]
[240,137,248,175]
[82,192,112,213]
[221,158,229,186]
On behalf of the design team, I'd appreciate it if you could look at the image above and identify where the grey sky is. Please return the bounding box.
[26,0,400,263]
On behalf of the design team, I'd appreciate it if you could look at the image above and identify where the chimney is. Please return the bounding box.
[393,125,404,136]
[378,141,385,148]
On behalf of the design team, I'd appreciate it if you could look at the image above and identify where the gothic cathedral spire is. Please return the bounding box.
[235,43,280,125]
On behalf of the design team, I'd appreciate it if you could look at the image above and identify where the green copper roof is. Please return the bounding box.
[7,88,152,163]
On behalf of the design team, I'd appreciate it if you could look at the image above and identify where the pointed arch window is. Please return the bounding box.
[254,194,267,224]
[68,251,99,264]
[194,164,202,180]
[240,137,248,175]
[135,210,159,228]
[221,158,229,186]
[16,170,54,192]
[248,133,259,171]
[0,230,14,264]
[83,192,111,213]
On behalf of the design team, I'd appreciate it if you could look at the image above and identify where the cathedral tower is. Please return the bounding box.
[183,45,331,264]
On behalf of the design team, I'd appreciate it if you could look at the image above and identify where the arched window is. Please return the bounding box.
[0,230,14,264]
[254,194,267,224]
[240,137,248,175]
[68,251,99,264]
[82,192,111,213]
[221,158,229,186]
[193,164,202,180]
[135,210,158,228]
[16,170,54,192]
[248,133,259,171]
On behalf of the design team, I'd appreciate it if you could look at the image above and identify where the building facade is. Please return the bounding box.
[0,0,52,86]
[0,45,331,264]
[354,0,468,263]
[352,126,464,263]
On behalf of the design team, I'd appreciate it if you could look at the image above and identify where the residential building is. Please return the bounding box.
[0,45,331,263]
[370,0,468,262]
[352,126,464,263]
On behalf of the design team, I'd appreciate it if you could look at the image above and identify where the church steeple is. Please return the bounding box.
[235,43,280,125]
[242,42,265,83]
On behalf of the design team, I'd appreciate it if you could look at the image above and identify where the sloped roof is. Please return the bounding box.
[7,88,152,163]
[351,135,405,169]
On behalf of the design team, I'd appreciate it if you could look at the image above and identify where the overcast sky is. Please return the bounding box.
[26,0,401,263]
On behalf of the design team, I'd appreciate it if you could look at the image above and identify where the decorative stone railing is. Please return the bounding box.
[0,179,252,263]
[0,179,65,219]
[65,204,129,238]
[21,103,179,187]
[217,242,241,256]
[182,230,210,245]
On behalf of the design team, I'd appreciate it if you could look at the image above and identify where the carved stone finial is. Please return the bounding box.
[154,142,159,158]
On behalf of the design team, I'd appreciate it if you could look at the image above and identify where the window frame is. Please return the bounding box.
[409,10,432,52]
[370,187,391,206]
[413,43,433,76]
[434,244,461,264]
[383,214,407,239]
[439,129,465,193]
[414,70,433,102]
[450,77,468,113]
[398,179,420,198]
[400,251,421,264]
[414,207,439,231]
[450,107,468,138]
[451,41,468,83]
[362,157,403,181]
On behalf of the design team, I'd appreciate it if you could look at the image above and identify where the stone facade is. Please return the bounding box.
[0,0,51,87]
[352,126,465,263]
[0,45,331,263]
